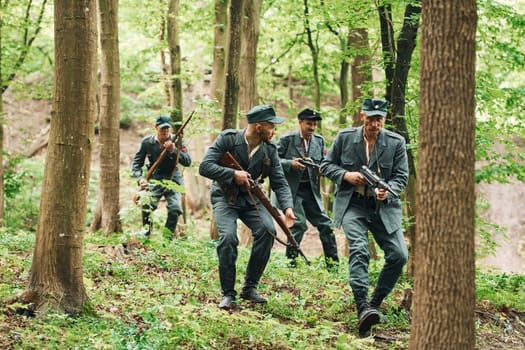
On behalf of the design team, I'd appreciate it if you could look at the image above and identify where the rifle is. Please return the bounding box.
[220,151,311,265]
[360,165,399,199]
[298,158,321,169]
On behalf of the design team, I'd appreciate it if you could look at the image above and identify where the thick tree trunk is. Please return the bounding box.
[25,0,97,314]
[0,16,4,225]
[222,0,244,129]
[91,0,122,234]
[410,1,477,348]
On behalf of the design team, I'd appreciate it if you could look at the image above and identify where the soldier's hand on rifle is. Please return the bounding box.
[343,171,367,186]
[234,170,252,188]
[283,208,297,228]
[163,140,175,153]
[291,157,306,171]
[139,178,149,190]
[375,187,388,201]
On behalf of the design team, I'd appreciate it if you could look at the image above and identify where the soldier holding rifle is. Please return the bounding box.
[275,108,339,269]
[199,105,296,310]
[321,99,409,335]
[131,114,192,239]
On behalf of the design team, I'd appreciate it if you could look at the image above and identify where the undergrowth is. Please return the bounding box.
[1,226,524,349]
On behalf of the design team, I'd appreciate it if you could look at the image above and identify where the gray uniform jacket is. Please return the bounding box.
[321,126,408,233]
[131,134,191,186]
[199,129,294,211]
[276,131,326,212]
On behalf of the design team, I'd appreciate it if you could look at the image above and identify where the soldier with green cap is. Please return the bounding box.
[132,115,192,238]
[199,104,297,310]
[321,98,408,335]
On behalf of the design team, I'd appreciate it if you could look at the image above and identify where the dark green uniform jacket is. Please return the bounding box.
[321,126,408,233]
[199,129,293,211]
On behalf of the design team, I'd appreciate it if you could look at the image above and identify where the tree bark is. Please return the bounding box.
[210,0,228,111]
[167,0,182,123]
[303,0,321,111]
[378,2,421,277]
[222,0,244,129]
[0,10,4,226]
[25,0,97,314]
[410,1,477,348]
[91,0,122,234]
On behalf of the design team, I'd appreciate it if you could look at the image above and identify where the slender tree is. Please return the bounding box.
[167,0,182,123]
[90,0,121,234]
[410,0,477,348]
[22,0,98,314]
[378,1,421,276]
[222,0,244,129]
[210,0,228,113]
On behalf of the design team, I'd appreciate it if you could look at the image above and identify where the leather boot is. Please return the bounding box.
[354,292,380,335]
[240,287,267,304]
[141,211,152,237]
[165,215,178,239]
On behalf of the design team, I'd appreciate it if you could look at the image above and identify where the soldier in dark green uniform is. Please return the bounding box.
[132,115,191,238]
[275,108,339,268]
[321,99,408,335]
[199,105,296,310]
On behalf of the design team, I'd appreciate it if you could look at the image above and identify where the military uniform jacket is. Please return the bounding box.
[131,134,191,186]
[321,126,408,233]
[199,129,294,210]
[276,131,326,212]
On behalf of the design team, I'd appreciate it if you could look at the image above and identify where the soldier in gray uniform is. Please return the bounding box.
[321,99,408,335]
[275,108,339,268]
[199,105,296,310]
[132,115,192,238]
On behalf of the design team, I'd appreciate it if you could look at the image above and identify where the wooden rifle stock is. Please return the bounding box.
[220,151,310,265]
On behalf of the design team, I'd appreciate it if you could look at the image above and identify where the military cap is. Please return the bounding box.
[155,115,172,128]
[362,98,388,117]
[297,108,322,121]
[246,105,285,124]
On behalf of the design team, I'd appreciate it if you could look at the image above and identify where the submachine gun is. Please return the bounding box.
[298,158,321,169]
[359,165,399,199]
[220,151,311,265]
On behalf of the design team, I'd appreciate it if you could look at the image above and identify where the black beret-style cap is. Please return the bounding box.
[297,108,322,121]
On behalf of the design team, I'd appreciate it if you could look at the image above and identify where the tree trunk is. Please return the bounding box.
[222,0,244,129]
[91,0,122,234]
[378,2,421,277]
[350,28,371,126]
[210,0,228,111]
[24,0,97,314]
[237,0,262,245]
[409,1,477,348]
[303,0,321,111]
[208,0,229,240]
[167,0,182,123]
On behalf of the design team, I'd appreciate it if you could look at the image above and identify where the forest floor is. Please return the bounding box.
[2,92,525,348]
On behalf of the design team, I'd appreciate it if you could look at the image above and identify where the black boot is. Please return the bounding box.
[286,246,299,268]
[355,292,380,335]
[165,215,178,240]
[141,211,152,237]
[325,255,339,271]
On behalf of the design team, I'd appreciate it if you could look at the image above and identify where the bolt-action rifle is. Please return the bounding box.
[220,151,311,265]
[359,165,399,199]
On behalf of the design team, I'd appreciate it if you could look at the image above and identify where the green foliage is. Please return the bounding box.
[1,225,524,349]
[3,156,43,231]
[476,270,525,310]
